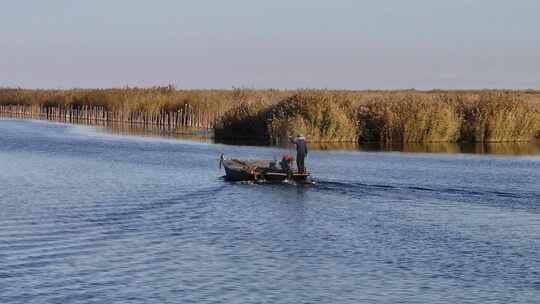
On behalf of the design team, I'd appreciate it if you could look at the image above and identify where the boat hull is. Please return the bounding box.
[224,165,254,181]
[222,158,310,182]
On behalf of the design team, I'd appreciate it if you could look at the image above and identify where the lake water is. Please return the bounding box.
[1,118,540,304]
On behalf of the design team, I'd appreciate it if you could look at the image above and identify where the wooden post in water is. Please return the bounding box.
[0,102,217,132]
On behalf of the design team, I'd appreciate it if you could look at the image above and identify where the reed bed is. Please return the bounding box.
[215,90,540,143]
[1,88,539,143]
[0,87,288,129]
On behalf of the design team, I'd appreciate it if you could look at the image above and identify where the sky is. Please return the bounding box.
[1,0,540,89]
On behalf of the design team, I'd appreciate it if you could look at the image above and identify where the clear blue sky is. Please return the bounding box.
[1,0,539,89]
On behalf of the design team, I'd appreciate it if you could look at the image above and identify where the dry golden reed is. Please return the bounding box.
[1,88,539,143]
[216,90,540,143]
[267,91,358,143]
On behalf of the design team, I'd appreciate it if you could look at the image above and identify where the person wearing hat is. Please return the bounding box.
[289,134,308,173]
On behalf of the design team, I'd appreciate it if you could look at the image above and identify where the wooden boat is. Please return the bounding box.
[220,155,310,182]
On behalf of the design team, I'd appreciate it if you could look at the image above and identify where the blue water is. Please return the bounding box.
[1,118,540,303]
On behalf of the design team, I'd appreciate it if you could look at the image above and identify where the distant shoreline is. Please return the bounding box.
[1,87,539,143]
[2,116,539,156]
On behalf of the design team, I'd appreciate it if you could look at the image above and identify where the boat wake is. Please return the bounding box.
[315,179,540,211]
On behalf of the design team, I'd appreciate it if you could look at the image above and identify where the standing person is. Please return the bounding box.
[289,134,308,173]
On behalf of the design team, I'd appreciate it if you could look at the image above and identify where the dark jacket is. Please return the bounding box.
[291,137,308,157]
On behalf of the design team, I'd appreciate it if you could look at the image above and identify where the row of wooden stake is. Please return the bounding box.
[0,104,217,129]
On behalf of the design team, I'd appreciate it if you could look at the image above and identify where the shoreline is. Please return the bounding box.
[3,88,540,144]
[3,87,539,144]
[2,115,540,156]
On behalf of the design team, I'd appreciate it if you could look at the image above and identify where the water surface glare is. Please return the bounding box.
[1,118,540,303]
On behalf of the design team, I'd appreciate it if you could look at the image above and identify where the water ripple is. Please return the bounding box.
[1,119,540,303]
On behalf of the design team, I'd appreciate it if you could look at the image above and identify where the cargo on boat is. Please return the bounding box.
[219,154,310,182]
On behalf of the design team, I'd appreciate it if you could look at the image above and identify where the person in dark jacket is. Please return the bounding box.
[289,134,308,173]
